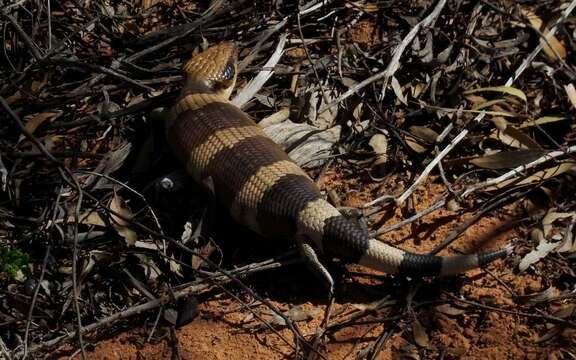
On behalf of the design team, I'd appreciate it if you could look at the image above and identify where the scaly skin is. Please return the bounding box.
[166,42,512,280]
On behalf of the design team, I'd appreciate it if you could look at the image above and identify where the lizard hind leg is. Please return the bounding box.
[297,237,335,297]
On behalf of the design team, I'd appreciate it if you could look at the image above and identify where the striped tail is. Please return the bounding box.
[289,197,510,276]
[166,90,510,277]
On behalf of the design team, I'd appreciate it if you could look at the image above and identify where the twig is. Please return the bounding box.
[367,1,576,210]
[504,0,576,87]
[49,59,154,93]
[370,198,447,237]
[429,189,528,255]
[23,245,51,359]
[231,34,287,108]
[3,14,43,61]
[462,145,576,197]
[365,112,485,208]
[444,292,576,328]
[321,0,447,113]
[0,95,87,358]
[19,256,293,357]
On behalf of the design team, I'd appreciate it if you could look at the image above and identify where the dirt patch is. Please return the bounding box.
[348,20,382,48]
[82,177,552,360]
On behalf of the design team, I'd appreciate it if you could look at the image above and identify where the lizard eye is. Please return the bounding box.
[222,64,235,80]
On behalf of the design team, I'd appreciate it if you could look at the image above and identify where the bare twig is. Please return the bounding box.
[19,256,295,357]
[504,0,576,86]
[462,145,576,197]
[23,246,51,359]
[232,34,287,108]
[321,0,447,113]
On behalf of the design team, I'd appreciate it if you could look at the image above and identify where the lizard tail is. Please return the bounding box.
[298,199,512,277]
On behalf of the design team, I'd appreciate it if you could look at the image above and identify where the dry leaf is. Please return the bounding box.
[515,286,560,305]
[307,89,339,129]
[258,108,290,128]
[109,193,137,246]
[542,209,574,238]
[352,102,364,122]
[464,94,487,106]
[140,0,174,10]
[412,319,430,348]
[18,111,62,143]
[435,304,466,316]
[49,210,105,227]
[391,76,407,105]
[485,162,576,191]
[472,99,507,111]
[368,133,389,166]
[519,116,567,128]
[521,8,566,61]
[490,127,542,149]
[519,240,559,271]
[409,126,439,143]
[263,120,340,168]
[85,143,132,189]
[470,150,546,169]
[564,84,576,110]
[463,86,527,102]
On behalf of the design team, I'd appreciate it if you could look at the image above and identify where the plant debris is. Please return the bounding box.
[1,0,575,359]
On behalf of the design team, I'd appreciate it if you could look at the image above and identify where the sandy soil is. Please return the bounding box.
[70,167,562,360]
[51,13,573,360]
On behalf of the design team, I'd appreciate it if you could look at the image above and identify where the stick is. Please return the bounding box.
[321,0,447,113]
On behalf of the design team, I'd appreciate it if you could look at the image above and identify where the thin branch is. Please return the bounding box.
[321,0,447,113]
[462,145,576,197]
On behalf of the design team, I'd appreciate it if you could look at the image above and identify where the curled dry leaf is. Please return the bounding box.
[542,209,574,238]
[109,193,138,246]
[515,286,560,306]
[557,219,575,253]
[368,133,389,166]
[391,76,407,105]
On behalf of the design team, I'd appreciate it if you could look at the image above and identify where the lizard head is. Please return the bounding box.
[183,42,238,99]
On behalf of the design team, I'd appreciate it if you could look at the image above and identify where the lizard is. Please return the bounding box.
[165,42,511,289]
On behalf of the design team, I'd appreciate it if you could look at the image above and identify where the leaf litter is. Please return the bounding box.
[0,0,575,359]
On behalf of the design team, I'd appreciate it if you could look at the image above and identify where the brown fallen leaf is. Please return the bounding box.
[18,111,62,143]
[490,127,542,149]
[485,161,576,191]
[470,149,546,169]
[412,318,430,348]
[368,133,389,166]
[564,84,576,110]
[521,8,566,61]
[435,304,466,316]
[109,192,137,246]
[409,126,439,143]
